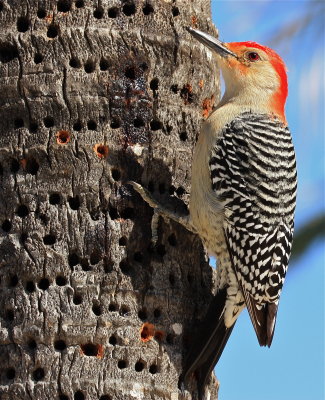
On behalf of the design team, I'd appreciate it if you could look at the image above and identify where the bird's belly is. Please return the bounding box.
[189,185,225,257]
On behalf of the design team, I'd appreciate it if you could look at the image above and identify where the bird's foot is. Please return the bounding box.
[128,181,196,244]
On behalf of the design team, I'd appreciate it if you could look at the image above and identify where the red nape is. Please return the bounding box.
[228,41,288,123]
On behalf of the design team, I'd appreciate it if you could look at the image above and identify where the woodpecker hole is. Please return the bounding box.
[14,118,24,128]
[109,335,117,345]
[80,343,103,357]
[73,294,82,305]
[57,0,71,13]
[9,275,18,287]
[25,157,39,175]
[84,60,95,73]
[108,303,117,312]
[6,368,15,380]
[28,339,37,349]
[73,120,83,131]
[99,395,111,400]
[87,119,97,130]
[108,7,118,18]
[92,303,101,316]
[143,3,154,15]
[47,24,59,39]
[111,168,121,181]
[75,0,84,8]
[180,84,194,104]
[56,130,70,144]
[37,9,46,18]
[32,368,45,381]
[110,117,121,129]
[100,58,110,71]
[69,253,79,267]
[38,278,50,290]
[150,120,163,131]
[140,323,155,342]
[49,193,61,205]
[17,16,30,32]
[2,219,12,232]
[119,305,130,316]
[94,144,109,159]
[43,234,56,245]
[125,66,136,80]
[149,364,158,374]
[138,309,147,321]
[26,281,36,293]
[44,116,54,127]
[70,58,81,68]
[54,340,67,351]
[17,204,30,218]
[122,3,136,16]
[176,186,185,197]
[29,122,38,132]
[56,275,67,286]
[0,42,18,63]
[94,7,104,19]
[172,7,180,16]
[74,391,85,400]
[119,236,127,246]
[179,131,188,141]
[68,196,80,210]
[34,53,43,64]
[135,361,145,372]
[133,117,145,128]
[81,258,91,271]
[118,360,127,369]
[150,78,159,91]
[120,260,131,275]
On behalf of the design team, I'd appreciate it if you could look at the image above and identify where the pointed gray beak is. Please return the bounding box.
[187,27,237,59]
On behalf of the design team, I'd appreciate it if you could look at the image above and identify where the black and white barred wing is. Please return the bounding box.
[209,112,297,346]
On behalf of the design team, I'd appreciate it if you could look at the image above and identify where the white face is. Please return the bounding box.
[218,47,280,98]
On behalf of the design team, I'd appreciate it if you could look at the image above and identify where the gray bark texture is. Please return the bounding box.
[0,1,220,399]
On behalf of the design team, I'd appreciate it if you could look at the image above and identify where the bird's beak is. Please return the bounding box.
[187,27,237,59]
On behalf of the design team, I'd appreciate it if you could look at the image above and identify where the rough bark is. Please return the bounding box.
[0,1,220,399]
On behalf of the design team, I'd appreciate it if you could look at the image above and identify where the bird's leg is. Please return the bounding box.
[129,181,197,242]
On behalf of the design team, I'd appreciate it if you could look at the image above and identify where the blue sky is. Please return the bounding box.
[210,1,325,399]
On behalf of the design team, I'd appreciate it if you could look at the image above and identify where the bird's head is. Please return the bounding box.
[187,27,288,123]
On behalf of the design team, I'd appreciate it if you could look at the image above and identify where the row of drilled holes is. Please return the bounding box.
[3,359,158,381]
[12,116,165,132]
[12,2,179,37]
[4,300,130,322]
[31,1,180,19]
[0,193,132,228]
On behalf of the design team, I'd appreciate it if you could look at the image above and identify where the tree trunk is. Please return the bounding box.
[0,1,219,399]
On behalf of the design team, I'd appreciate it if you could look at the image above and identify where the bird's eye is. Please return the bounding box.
[248,52,260,61]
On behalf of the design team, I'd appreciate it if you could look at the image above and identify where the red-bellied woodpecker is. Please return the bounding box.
[130,27,297,399]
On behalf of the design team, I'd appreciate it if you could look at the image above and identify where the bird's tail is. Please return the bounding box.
[179,287,236,399]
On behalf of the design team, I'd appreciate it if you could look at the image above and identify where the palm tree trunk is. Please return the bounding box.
[0,1,220,399]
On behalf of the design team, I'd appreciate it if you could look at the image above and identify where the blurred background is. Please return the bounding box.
[210,1,325,399]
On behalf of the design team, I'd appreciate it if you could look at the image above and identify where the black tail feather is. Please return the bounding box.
[196,322,235,399]
[179,287,235,398]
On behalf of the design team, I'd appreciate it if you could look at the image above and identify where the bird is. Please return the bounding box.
[130,27,297,399]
